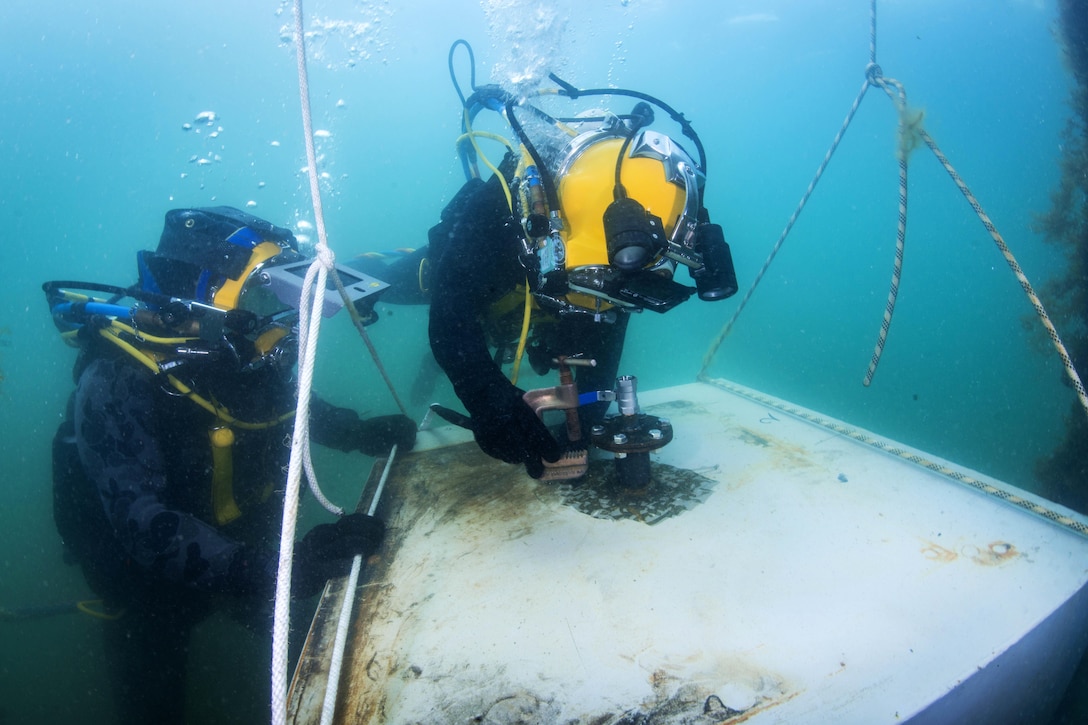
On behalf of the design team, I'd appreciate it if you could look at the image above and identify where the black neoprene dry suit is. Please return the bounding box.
[55,338,390,725]
[427,174,629,473]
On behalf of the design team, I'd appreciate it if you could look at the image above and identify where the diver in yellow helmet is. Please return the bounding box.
[44,206,415,725]
[417,41,738,479]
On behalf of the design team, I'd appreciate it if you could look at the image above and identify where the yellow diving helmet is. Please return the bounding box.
[449,51,739,316]
[560,125,701,273]
[518,109,732,316]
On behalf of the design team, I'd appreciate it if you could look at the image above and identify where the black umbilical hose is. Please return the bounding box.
[448,39,476,106]
[612,101,655,200]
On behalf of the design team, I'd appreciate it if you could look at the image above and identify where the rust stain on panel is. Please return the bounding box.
[969,541,1019,566]
[919,540,1020,567]
[921,542,959,563]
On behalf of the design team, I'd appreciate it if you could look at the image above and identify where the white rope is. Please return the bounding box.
[271,256,328,725]
[319,444,399,725]
[271,1,344,722]
[302,436,345,516]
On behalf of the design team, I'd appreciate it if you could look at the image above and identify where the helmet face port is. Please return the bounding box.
[556,131,693,276]
[546,127,703,314]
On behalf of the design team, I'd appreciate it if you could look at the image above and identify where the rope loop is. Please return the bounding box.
[865,62,884,83]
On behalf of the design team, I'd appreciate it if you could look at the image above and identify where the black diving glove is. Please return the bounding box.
[464,378,562,479]
[292,513,386,598]
[354,415,417,456]
[312,404,416,456]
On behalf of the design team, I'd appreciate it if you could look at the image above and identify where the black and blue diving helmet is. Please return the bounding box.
[135,206,305,370]
[137,206,388,369]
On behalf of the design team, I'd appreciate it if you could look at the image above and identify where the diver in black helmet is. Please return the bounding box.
[359,41,738,479]
[44,206,416,725]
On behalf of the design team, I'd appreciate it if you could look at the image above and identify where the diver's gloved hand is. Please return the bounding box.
[354,415,417,455]
[312,404,415,455]
[292,513,386,598]
[310,403,364,453]
[464,378,562,479]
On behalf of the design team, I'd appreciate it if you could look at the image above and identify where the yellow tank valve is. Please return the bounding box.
[210,426,235,449]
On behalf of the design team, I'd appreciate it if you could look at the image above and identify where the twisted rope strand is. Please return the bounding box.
[863,74,910,386]
[920,129,1088,418]
[698,78,872,379]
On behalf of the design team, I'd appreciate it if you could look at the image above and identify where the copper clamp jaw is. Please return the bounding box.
[521,356,595,480]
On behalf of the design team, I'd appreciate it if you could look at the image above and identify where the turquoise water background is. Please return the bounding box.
[0,0,1082,722]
